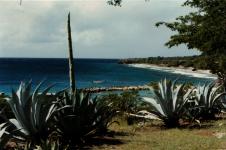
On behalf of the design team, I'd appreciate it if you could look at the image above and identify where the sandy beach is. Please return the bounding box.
[128,63,218,79]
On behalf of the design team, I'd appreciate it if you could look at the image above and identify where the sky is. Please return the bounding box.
[0,0,200,58]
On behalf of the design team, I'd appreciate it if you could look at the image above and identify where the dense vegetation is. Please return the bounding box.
[0,79,226,149]
[119,55,213,70]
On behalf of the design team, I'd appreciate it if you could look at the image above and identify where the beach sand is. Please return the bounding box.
[128,63,217,79]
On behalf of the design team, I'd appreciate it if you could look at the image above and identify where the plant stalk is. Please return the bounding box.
[67,12,76,93]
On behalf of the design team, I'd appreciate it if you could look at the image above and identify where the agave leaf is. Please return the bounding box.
[56,105,73,112]
[0,124,9,149]
[81,93,91,109]
[30,81,44,130]
[35,84,56,128]
[142,97,166,117]
[163,79,167,100]
[176,88,193,114]
[9,119,28,136]
[8,89,31,135]
[205,82,214,107]
[138,110,165,121]
[183,87,194,101]
[0,126,7,138]
[197,85,203,102]
[154,90,169,115]
[45,104,58,122]
[208,85,222,107]
[0,123,7,130]
[172,84,184,111]
[158,80,165,100]
[17,81,32,108]
[64,92,70,105]
[171,80,178,111]
[7,81,57,145]
[193,81,226,119]
[143,79,194,127]
[212,92,226,106]
[196,82,223,109]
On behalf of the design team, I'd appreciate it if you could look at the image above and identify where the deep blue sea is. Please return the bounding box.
[0,58,214,94]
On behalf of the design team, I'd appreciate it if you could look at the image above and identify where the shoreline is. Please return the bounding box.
[127,63,217,79]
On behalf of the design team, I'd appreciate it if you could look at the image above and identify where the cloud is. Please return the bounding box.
[75,28,104,46]
[0,0,199,58]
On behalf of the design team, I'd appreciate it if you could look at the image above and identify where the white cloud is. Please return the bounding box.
[0,0,199,58]
[75,29,104,46]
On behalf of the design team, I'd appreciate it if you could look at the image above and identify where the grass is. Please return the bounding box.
[91,119,226,150]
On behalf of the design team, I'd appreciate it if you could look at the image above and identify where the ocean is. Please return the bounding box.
[0,58,214,94]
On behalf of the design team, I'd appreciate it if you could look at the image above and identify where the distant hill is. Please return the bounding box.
[119,55,211,71]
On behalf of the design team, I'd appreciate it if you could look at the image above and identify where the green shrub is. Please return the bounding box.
[98,91,153,125]
[98,91,147,115]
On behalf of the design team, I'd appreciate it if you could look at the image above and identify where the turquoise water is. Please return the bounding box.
[0,58,213,94]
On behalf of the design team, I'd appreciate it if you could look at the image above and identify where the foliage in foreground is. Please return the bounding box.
[143,79,226,127]
[0,123,10,148]
[193,82,226,120]
[143,79,193,127]
[1,79,226,149]
[0,82,118,149]
[51,90,117,145]
[5,81,56,146]
[0,96,14,122]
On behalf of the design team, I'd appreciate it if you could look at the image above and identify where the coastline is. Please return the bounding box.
[127,63,218,79]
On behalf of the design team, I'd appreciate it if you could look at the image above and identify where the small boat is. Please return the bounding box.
[92,80,104,84]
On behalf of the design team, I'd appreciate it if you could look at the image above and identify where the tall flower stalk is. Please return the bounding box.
[67,12,76,93]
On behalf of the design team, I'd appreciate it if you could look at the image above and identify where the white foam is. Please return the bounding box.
[128,64,217,79]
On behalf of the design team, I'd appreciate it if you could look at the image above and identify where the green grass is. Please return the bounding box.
[92,119,226,150]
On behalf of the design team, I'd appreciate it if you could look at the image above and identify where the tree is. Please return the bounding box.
[156,0,226,87]
[107,0,122,6]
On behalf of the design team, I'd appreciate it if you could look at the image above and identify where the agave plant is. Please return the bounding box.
[194,82,226,120]
[0,106,26,149]
[0,121,27,150]
[142,79,193,127]
[5,81,57,145]
[52,90,116,144]
[0,123,10,149]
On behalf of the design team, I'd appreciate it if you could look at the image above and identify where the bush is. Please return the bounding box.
[98,91,149,115]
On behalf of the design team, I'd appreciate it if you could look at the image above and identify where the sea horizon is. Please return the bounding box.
[0,58,214,94]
